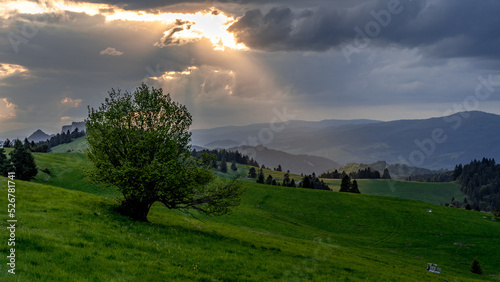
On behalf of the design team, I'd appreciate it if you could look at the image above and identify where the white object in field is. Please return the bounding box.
[426,263,441,274]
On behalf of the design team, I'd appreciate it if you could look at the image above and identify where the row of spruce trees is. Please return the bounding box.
[192,149,260,169]
[247,167,361,193]
[320,168,391,180]
[452,158,500,213]
[0,139,38,180]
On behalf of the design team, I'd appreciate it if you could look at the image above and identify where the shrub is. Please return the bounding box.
[470,258,483,275]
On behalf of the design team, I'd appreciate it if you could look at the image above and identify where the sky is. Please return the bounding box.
[1,0,500,137]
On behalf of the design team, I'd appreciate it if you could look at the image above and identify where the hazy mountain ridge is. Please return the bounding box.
[61,121,86,134]
[190,119,381,147]
[191,111,500,170]
[28,129,54,143]
[0,121,86,142]
[204,139,240,149]
[229,145,341,175]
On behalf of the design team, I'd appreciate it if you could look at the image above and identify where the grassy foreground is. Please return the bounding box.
[1,173,499,280]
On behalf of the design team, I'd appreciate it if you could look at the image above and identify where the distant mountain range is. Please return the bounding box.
[28,129,54,143]
[191,111,500,170]
[4,112,499,172]
[0,121,86,145]
[190,119,381,147]
[62,121,86,134]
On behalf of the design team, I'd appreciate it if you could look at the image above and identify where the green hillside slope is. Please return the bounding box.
[1,176,499,281]
[50,136,89,153]
[322,178,465,205]
[31,152,466,206]
[33,151,118,197]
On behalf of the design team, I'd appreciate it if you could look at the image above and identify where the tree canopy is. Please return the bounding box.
[85,83,244,221]
[339,175,360,194]
[9,139,38,180]
[0,147,13,177]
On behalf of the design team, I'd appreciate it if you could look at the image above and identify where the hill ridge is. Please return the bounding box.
[191,111,500,170]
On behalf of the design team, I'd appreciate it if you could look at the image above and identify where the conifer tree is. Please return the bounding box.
[220,156,228,173]
[257,169,265,184]
[302,175,311,188]
[23,138,31,151]
[351,180,360,193]
[382,168,391,179]
[3,139,11,148]
[0,147,13,176]
[9,139,38,180]
[30,141,37,151]
[266,174,273,185]
[248,167,257,178]
[339,175,351,192]
[470,258,483,275]
[231,161,237,172]
[282,172,291,187]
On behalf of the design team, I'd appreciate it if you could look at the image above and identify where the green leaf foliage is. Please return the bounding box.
[85,83,244,221]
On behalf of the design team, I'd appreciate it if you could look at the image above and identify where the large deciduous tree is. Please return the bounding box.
[85,83,244,221]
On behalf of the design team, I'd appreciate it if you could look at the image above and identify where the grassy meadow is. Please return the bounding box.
[0,149,498,280]
[49,136,89,153]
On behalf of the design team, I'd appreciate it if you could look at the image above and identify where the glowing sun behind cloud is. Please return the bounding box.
[109,8,247,51]
[3,1,247,51]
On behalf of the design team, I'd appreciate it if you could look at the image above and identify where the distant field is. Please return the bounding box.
[43,138,465,206]
[236,165,465,206]
[33,151,119,198]
[31,150,466,207]
[50,136,89,153]
[322,178,465,206]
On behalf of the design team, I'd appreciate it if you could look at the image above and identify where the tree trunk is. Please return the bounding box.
[116,198,153,222]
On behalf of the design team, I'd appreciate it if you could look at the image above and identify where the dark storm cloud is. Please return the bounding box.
[228,0,500,59]
[0,10,200,127]
[51,0,357,10]
[2,0,500,136]
[227,1,422,51]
